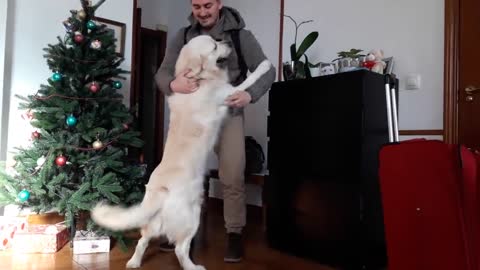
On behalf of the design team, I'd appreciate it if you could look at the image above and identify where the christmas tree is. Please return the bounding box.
[0,0,145,246]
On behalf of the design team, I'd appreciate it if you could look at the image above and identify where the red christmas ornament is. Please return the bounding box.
[21,111,34,121]
[74,32,84,43]
[89,82,100,93]
[123,123,129,130]
[32,131,40,139]
[55,155,67,167]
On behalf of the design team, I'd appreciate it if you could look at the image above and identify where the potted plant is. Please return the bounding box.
[283,15,319,80]
[333,48,365,72]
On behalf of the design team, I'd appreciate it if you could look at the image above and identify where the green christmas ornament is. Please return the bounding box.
[18,189,30,202]
[66,114,77,127]
[113,81,123,89]
[52,72,62,82]
[86,20,96,30]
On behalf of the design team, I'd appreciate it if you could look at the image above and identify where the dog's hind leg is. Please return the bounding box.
[175,235,205,270]
[126,234,151,268]
[174,206,205,270]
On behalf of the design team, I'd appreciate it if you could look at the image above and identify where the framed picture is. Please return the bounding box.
[383,57,395,74]
[94,17,126,57]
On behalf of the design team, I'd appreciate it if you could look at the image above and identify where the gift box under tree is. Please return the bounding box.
[0,216,28,250]
[12,224,69,253]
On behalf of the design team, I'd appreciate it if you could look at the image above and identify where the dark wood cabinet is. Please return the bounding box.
[265,70,395,269]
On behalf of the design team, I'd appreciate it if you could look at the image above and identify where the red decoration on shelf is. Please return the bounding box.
[362,60,376,70]
[55,155,67,167]
[32,131,40,139]
[89,82,100,93]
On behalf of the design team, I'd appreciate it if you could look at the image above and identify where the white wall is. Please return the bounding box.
[283,0,444,131]
[4,0,134,161]
[224,0,280,172]
[138,0,170,30]
[0,0,9,162]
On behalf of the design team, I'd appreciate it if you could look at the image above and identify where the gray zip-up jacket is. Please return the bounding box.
[154,6,276,108]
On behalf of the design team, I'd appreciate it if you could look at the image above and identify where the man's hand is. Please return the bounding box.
[170,69,199,94]
[225,91,252,108]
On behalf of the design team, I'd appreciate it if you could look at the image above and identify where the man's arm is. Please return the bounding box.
[238,30,276,103]
[154,29,185,96]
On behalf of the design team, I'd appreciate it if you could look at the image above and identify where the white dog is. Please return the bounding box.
[91,35,271,270]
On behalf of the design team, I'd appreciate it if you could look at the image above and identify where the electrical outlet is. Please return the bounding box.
[405,74,421,90]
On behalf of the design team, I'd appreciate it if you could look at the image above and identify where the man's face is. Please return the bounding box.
[191,0,223,30]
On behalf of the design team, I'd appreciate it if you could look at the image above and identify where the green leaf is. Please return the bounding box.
[296,32,318,59]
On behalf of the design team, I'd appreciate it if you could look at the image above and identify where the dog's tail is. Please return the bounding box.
[90,191,165,231]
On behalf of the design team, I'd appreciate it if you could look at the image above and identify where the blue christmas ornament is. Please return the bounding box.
[66,114,78,127]
[52,72,62,82]
[86,20,96,30]
[113,81,123,89]
[18,189,30,202]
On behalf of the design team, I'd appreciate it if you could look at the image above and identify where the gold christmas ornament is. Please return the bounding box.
[93,140,104,150]
[76,10,87,20]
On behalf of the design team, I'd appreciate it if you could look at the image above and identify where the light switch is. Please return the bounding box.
[405,74,421,90]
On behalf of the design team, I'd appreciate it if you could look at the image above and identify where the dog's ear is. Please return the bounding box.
[175,47,203,78]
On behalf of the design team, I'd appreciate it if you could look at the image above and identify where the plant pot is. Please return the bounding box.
[336,57,361,72]
[283,61,308,81]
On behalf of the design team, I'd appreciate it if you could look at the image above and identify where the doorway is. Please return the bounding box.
[444,0,480,148]
[131,8,168,176]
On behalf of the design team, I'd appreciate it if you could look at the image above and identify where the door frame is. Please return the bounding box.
[444,0,460,144]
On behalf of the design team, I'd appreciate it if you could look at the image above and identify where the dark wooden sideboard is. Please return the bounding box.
[265,70,398,269]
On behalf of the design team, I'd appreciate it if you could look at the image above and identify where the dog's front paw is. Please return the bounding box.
[126,258,141,268]
[192,265,206,270]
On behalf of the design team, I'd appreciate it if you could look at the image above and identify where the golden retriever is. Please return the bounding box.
[91,35,272,270]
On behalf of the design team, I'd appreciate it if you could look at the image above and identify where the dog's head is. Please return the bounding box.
[175,35,232,80]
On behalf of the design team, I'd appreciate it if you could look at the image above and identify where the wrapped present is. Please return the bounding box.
[73,230,110,254]
[0,216,28,250]
[12,224,69,253]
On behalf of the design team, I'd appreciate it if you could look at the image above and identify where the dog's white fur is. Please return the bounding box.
[91,35,271,270]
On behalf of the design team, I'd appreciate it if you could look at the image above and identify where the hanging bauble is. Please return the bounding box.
[90,40,102,50]
[92,140,104,150]
[74,32,84,43]
[76,10,87,20]
[89,81,100,93]
[86,20,96,30]
[52,72,62,82]
[18,189,30,202]
[31,131,40,139]
[112,81,123,89]
[55,155,67,167]
[36,156,46,168]
[66,114,78,127]
[21,110,34,121]
[123,123,129,130]
[62,19,77,32]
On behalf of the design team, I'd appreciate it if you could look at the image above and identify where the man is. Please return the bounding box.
[154,0,276,263]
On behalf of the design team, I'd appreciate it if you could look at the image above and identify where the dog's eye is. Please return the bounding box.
[216,58,227,64]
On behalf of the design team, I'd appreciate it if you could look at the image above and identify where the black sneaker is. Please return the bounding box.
[158,241,175,252]
[224,233,244,263]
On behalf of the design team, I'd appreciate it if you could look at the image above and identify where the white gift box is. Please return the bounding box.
[72,230,110,254]
[0,216,28,250]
